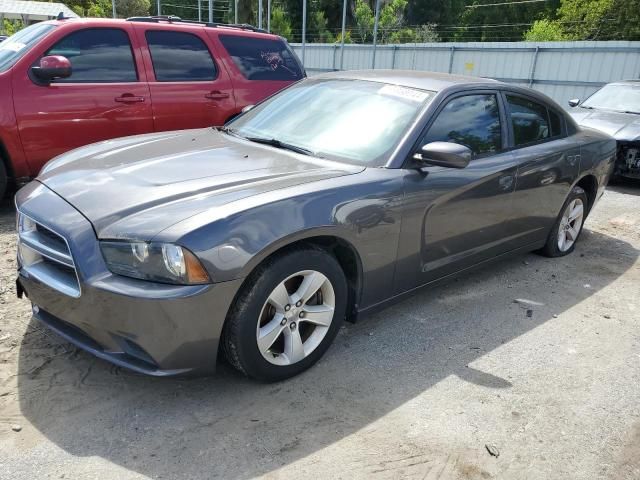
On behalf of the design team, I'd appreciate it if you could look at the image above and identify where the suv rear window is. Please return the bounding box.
[218,35,303,81]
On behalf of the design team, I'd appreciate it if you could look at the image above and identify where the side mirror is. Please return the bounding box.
[241,104,255,114]
[31,55,72,84]
[413,141,472,169]
[568,98,580,108]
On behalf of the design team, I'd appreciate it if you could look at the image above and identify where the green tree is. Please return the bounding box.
[270,5,292,39]
[116,0,150,18]
[524,19,567,41]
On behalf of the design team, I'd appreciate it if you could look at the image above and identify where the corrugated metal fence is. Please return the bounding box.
[290,41,640,108]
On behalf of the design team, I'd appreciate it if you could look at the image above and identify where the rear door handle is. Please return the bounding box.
[205,91,231,100]
[115,94,145,103]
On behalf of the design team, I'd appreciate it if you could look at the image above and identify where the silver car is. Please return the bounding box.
[569,80,640,180]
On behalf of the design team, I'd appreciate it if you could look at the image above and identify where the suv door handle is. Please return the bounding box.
[115,94,145,103]
[205,91,230,100]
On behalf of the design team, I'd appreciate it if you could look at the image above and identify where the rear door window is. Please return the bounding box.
[506,95,551,146]
[145,30,217,81]
[46,28,137,83]
[218,34,303,81]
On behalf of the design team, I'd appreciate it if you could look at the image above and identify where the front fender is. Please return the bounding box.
[155,169,406,310]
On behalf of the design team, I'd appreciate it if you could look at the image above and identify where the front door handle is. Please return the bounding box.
[205,90,230,100]
[115,94,145,103]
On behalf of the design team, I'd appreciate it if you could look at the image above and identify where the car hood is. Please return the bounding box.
[570,109,640,141]
[39,128,363,239]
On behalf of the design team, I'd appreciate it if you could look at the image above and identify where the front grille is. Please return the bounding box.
[17,212,80,297]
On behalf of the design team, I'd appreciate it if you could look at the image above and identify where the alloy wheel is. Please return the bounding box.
[557,198,584,252]
[256,270,336,366]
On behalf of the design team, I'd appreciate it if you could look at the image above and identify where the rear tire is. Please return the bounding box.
[0,161,7,200]
[222,247,347,382]
[539,186,588,258]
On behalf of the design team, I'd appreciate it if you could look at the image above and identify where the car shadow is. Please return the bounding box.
[14,225,639,479]
[608,179,640,196]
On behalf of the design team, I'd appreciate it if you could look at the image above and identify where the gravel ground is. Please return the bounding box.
[0,184,638,480]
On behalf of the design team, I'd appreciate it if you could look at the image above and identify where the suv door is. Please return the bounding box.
[396,92,519,292]
[502,92,581,245]
[12,26,153,172]
[135,26,236,131]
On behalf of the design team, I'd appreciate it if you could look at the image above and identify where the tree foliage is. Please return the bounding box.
[4,0,639,42]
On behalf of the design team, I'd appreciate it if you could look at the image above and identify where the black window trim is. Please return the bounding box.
[38,27,140,85]
[501,90,567,151]
[144,29,219,83]
[408,89,509,165]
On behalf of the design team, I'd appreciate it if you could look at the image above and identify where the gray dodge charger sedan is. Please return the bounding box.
[15,71,616,381]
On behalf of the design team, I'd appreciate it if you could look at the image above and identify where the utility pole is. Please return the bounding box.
[208,0,213,23]
[112,0,116,18]
[258,0,262,29]
[302,0,307,66]
[339,0,347,69]
[371,0,381,68]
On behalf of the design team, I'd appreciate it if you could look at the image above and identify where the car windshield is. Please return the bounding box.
[228,79,434,166]
[581,84,640,114]
[0,23,56,73]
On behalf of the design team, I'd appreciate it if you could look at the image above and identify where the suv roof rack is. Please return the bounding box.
[126,15,269,33]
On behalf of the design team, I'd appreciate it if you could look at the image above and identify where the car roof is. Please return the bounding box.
[42,17,281,40]
[314,69,500,92]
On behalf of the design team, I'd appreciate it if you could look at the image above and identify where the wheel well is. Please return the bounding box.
[252,236,362,323]
[575,175,598,214]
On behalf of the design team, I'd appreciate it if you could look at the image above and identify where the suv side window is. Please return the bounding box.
[218,35,303,81]
[422,94,502,156]
[46,28,137,83]
[145,30,217,81]
[506,95,552,146]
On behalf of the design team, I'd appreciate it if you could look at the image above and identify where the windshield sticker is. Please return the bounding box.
[260,51,295,76]
[0,42,26,53]
[378,84,429,103]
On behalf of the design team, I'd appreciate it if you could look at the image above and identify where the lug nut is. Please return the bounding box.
[289,322,297,330]
[280,317,287,326]
[299,311,305,318]
[296,301,302,307]
[284,304,291,311]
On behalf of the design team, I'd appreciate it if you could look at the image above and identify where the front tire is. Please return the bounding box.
[222,247,347,382]
[539,186,588,258]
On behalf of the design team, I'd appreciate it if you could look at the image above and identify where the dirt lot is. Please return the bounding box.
[0,184,638,480]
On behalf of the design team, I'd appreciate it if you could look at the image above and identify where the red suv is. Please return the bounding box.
[0,16,304,197]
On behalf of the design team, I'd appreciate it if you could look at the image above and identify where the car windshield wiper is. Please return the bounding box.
[244,136,317,157]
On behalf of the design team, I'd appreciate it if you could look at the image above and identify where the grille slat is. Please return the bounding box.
[17,212,80,298]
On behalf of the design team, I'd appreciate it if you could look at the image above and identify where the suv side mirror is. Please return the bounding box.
[413,141,472,169]
[241,104,255,114]
[31,55,72,84]
[568,98,580,108]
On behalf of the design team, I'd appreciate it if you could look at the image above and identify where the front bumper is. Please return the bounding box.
[16,181,244,376]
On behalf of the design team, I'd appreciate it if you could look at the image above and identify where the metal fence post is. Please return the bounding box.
[267,0,271,32]
[198,0,201,21]
[234,0,238,24]
[529,46,540,87]
[301,0,307,66]
[339,0,347,70]
[258,0,262,29]
[112,0,116,18]
[448,46,455,73]
[208,0,213,22]
[157,0,161,16]
[391,45,398,69]
[371,0,381,69]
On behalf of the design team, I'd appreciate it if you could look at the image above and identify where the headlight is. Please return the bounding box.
[100,242,210,285]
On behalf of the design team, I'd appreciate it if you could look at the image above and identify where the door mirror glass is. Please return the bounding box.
[241,104,255,114]
[414,141,472,169]
[568,98,580,108]
[31,55,72,83]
